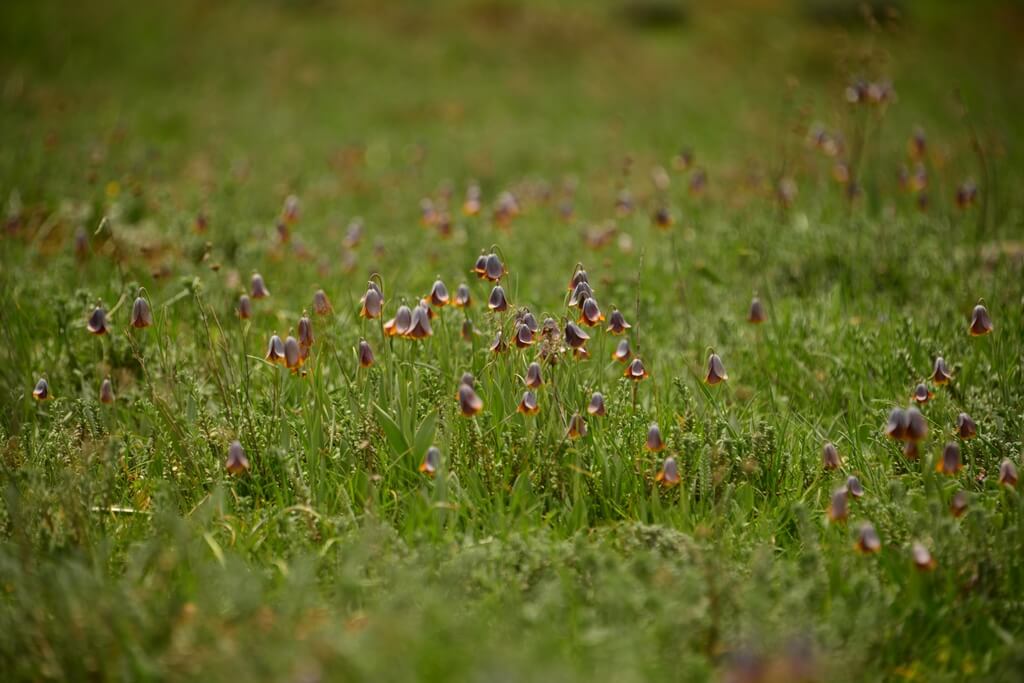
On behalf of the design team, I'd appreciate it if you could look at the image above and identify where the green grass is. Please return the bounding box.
[2,0,1024,680]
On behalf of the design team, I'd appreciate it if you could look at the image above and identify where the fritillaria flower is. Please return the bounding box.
[579,297,604,327]
[131,296,152,328]
[907,127,926,161]
[606,308,631,335]
[705,353,727,385]
[463,183,482,216]
[969,301,993,336]
[567,413,587,439]
[905,407,928,442]
[250,273,270,299]
[237,294,252,320]
[383,305,413,337]
[930,357,953,385]
[672,146,694,171]
[461,319,474,341]
[846,476,864,499]
[936,442,962,475]
[459,372,475,389]
[587,392,606,417]
[266,334,286,364]
[612,338,631,363]
[343,218,363,248]
[297,314,314,351]
[646,423,665,452]
[87,306,108,335]
[656,457,681,486]
[568,267,588,292]
[487,285,509,313]
[950,490,969,517]
[912,542,936,571]
[406,303,433,339]
[524,362,543,389]
[999,459,1018,487]
[490,331,507,354]
[911,383,934,405]
[429,279,450,307]
[483,254,505,282]
[615,189,634,216]
[453,284,472,308]
[652,207,673,229]
[903,441,919,460]
[226,440,250,475]
[564,321,589,349]
[828,488,848,522]
[282,194,300,224]
[283,336,303,371]
[99,378,114,404]
[472,253,488,278]
[421,198,438,226]
[822,442,841,470]
[359,282,383,319]
[955,180,978,209]
[458,383,483,417]
[568,281,593,308]
[956,413,977,439]
[624,358,648,381]
[884,408,909,441]
[419,446,441,476]
[519,310,539,332]
[514,323,534,348]
[517,390,539,415]
[358,339,374,368]
[312,289,332,316]
[747,297,767,324]
[32,378,51,401]
[855,523,881,554]
[689,169,707,196]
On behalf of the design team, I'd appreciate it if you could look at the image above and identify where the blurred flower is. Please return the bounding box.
[822,442,841,470]
[950,490,969,517]
[453,283,472,308]
[747,296,767,324]
[358,339,375,368]
[936,442,962,475]
[419,446,441,476]
[32,378,51,401]
[100,378,114,404]
[956,412,977,440]
[458,383,484,417]
[312,289,332,316]
[855,523,881,554]
[226,440,250,475]
[645,423,665,452]
[567,413,587,439]
[912,542,936,571]
[251,273,270,299]
[655,456,681,486]
[237,294,252,320]
[999,459,1018,487]
[828,488,848,522]
[846,475,864,499]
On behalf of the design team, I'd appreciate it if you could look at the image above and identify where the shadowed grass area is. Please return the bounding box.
[1,0,1023,681]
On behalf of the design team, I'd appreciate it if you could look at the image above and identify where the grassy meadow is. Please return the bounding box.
[2,0,1024,680]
